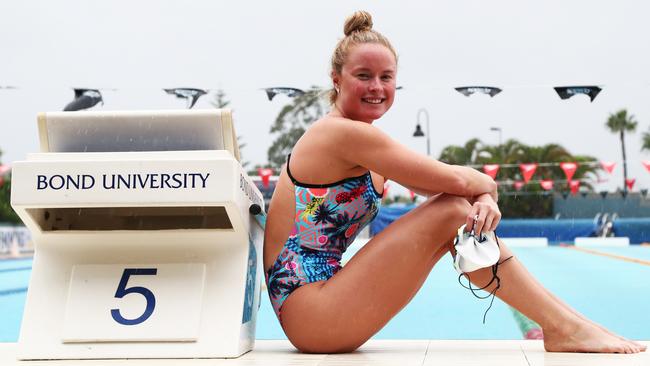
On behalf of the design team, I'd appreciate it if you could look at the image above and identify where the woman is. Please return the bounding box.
[263,10,645,354]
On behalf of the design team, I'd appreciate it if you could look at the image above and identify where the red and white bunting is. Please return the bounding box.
[409,190,416,201]
[540,180,554,190]
[600,161,616,174]
[642,161,650,173]
[513,181,524,191]
[519,163,538,184]
[559,162,578,181]
[569,180,580,195]
[625,178,636,190]
[482,164,500,180]
[257,168,274,188]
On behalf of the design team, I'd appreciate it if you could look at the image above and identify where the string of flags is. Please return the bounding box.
[1,84,611,110]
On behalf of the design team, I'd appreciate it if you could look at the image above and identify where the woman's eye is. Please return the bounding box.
[357,74,370,79]
[381,75,393,81]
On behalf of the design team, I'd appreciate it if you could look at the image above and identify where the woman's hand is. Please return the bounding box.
[465,193,501,235]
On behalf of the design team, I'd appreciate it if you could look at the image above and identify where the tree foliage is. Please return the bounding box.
[605,109,638,192]
[438,138,600,218]
[210,89,249,168]
[267,88,329,169]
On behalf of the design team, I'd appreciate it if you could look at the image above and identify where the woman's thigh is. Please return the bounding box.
[280,194,471,353]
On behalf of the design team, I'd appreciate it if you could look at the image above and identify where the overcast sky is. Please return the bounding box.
[1,0,649,192]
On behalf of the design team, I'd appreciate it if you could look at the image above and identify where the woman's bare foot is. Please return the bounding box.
[543,316,642,354]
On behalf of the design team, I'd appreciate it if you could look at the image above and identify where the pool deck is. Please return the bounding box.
[1,340,648,365]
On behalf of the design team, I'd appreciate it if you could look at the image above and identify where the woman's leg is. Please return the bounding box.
[279,194,642,354]
[461,242,642,353]
[281,194,469,353]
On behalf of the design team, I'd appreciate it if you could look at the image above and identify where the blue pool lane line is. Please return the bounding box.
[0,287,28,297]
[0,266,31,274]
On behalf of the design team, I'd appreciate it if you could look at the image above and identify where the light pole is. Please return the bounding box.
[490,126,502,146]
[413,108,430,156]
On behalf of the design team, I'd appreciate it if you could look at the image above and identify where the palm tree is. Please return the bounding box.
[642,129,650,152]
[605,109,638,192]
[438,138,483,165]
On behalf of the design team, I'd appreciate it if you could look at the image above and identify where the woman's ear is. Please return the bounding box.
[331,71,340,92]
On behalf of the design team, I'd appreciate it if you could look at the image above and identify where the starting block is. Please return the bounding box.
[10,109,265,359]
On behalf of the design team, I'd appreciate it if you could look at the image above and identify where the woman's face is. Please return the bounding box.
[333,43,397,123]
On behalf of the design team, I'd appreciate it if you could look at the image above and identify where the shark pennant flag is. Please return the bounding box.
[553,86,602,102]
[519,163,538,184]
[625,178,636,191]
[455,86,502,97]
[164,88,207,108]
[63,88,104,111]
[263,87,305,101]
[560,162,578,181]
[600,161,616,174]
[482,164,500,180]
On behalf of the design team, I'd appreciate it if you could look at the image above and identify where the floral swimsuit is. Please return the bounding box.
[265,154,383,321]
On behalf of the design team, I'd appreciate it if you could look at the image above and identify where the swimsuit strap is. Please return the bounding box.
[286,153,372,189]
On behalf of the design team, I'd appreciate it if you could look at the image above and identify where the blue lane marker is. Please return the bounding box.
[0,287,28,297]
[0,266,32,274]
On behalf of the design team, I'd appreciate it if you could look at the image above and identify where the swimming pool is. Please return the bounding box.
[1,246,649,342]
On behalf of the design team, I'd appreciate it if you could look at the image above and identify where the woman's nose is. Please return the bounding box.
[368,77,381,91]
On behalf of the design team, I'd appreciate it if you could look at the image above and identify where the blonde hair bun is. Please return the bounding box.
[343,10,373,36]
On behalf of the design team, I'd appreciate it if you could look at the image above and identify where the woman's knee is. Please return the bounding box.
[422,194,471,224]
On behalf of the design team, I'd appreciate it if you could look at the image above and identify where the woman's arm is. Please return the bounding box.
[329,118,497,200]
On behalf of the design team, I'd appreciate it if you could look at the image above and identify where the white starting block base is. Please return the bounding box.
[574,237,630,247]
[10,110,266,360]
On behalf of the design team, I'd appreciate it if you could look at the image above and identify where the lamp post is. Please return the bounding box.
[413,108,430,156]
[490,126,502,146]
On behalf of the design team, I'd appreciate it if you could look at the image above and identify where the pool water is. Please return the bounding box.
[1,247,649,342]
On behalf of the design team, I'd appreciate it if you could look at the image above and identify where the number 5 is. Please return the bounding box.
[111,268,157,325]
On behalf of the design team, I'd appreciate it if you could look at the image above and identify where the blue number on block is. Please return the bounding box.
[110,268,157,325]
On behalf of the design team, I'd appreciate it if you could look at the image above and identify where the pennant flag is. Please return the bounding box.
[625,178,636,190]
[519,163,538,183]
[599,191,608,199]
[553,86,602,102]
[569,180,580,195]
[641,189,648,198]
[559,162,578,181]
[264,87,305,101]
[513,181,524,191]
[482,164,500,180]
[600,161,616,174]
[164,88,207,108]
[409,190,416,202]
[454,86,502,97]
[642,161,650,173]
[257,168,274,188]
[540,180,554,191]
[63,88,103,111]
